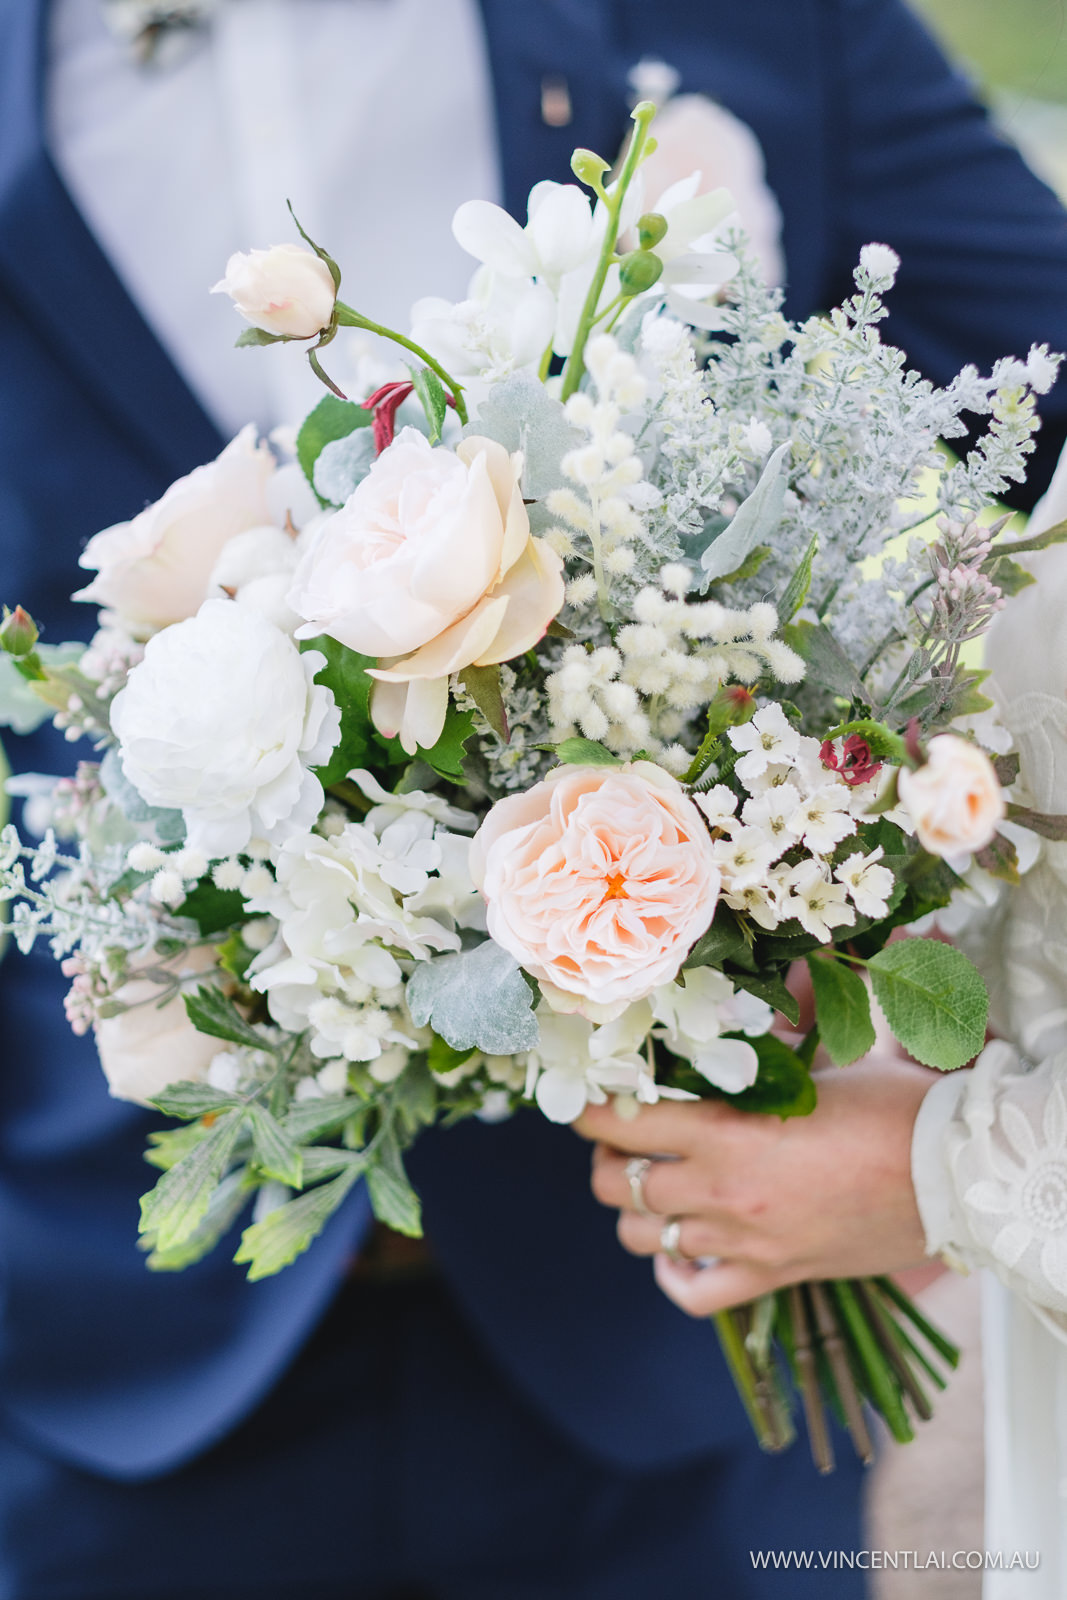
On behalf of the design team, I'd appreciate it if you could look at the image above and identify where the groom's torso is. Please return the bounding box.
[2,0,1067,1481]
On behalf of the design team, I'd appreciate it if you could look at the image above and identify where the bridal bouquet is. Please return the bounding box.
[3,102,1065,1469]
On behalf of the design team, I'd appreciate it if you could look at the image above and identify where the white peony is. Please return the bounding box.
[75,427,277,636]
[110,599,340,858]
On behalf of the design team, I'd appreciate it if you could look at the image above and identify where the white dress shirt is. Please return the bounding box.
[47,0,501,436]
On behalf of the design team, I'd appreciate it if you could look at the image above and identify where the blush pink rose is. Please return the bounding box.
[897,734,1006,859]
[288,428,565,755]
[470,762,720,1011]
[211,242,337,339]
[74,426,277,635]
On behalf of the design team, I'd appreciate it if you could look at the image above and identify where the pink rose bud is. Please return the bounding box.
[897,734,1006,859]
[0,605,39,656]
[212,243,337,339]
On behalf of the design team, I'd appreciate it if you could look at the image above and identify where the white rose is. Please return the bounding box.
[288,428,564,754]
[95,947,221,1106]
[207,525,304,631]
[211,243,337,339]
[897,735,1006,859]
[75,427,276,635]
[110,598,341,858]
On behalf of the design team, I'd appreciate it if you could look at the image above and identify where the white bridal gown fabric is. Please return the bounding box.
[911,459,1067,1597]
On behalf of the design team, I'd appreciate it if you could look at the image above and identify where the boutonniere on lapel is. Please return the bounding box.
[101,0,218,66]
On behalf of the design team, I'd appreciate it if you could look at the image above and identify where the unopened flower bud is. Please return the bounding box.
[618,249,663,296]
[212,243,337,339]
[0,605,39,656]
[637,212,668,250]
[570,148,611,191]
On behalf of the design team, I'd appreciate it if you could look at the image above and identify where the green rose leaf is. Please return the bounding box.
[301,634,378,785]
[296,394,372,497]
[866,939,988,1070]
[805,955,876,1066]
[419,704,476,780]
[183,986,273,1053]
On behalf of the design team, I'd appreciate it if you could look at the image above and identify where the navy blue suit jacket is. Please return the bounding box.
[2,0,1067,1482]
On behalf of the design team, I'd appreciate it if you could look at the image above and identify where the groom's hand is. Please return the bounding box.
[573,1056,935,1317]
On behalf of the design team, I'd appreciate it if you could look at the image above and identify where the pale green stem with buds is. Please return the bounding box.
[559,101,658,402]
[333,303,469,425]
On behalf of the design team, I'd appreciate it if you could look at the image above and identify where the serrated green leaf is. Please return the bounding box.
[149,1082,243,1120]
[139,1110,244,1253]
[246,1104,304,1187]
[420,705,476,779]
[235,1167,362,1281]
[183,987,272,1053]
[867,939,988,1070]
[296,395,372,494]
[411,366,449,444]
[281,1095,366,1142]
[779,532,818,622]
[726,966,800,1026]
[301,634,377,785]
[459,663,508,741]
[145,1169,251,1271]
[365,1126,422,1236]
[805,955,876,1066]
[177,879,246,936]
[684,908,754,973]
[144,1122,215,1172]
[546,737,621,767]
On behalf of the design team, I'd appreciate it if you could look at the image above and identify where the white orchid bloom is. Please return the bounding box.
[645,174,740,329]
[410,268,555,383]
[453,182,601,288]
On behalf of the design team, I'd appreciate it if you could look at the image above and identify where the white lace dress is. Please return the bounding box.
[911,494,1067,1597]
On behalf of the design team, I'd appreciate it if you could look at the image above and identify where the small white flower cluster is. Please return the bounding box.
[126,841,210,908]
[544,335,658,616]
[521,967,773,1123]
[245,776,481,1079]
[694,704,896,939]
[546,583,804,765]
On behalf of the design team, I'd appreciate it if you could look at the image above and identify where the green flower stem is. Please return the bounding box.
[559,100,657,402]
[832,1279,914,1445]
[333,303,468,425]
[713,1309,793,1453]
[875,1275,961,1368]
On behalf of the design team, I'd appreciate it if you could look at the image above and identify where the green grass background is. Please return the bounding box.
[914,0,1067,102]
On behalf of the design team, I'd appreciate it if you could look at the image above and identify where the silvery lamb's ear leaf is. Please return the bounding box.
[466,372,582,500]
[99,747,186,842]
[700,441,792,587]
[406,940,540,1055]
[313,426,377,506]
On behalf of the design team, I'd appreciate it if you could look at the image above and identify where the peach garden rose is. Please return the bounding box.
[897,733,1006,860]
[288,428,565,754]
[470,761,721,1014]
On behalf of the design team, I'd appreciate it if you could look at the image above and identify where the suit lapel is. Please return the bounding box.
[0,0,223,483]
[476,0,627,220]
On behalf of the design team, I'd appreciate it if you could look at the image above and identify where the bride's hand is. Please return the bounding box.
[573,1055,936,1317]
